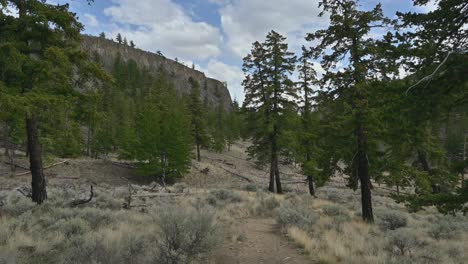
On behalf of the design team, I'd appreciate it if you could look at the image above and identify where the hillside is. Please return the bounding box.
[1,143,467,264]
[81,35,232,111]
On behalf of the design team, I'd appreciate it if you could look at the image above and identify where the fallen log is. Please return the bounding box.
[282,181,307,185]
[131,193,186,198]
[1,161,29,170]
[219,167,253,183]
[111,161,137,169]
[17,187,32,198]
[14,159,70,176]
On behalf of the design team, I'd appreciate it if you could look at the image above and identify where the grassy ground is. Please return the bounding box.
[0,143,467,264]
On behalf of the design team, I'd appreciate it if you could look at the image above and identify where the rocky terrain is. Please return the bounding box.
[81,35,232,111]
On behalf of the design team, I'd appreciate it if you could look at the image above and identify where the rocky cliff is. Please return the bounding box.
[80,35,232,111]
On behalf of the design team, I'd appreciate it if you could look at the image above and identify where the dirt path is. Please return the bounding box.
[214,218,313,264]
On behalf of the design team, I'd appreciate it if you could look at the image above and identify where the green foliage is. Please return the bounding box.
[0,0,108,160]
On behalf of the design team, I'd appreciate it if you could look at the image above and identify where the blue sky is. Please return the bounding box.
[45,0,435,102]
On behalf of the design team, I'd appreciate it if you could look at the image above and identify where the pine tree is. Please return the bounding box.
[188,77,207,161]
[386,0,468,213]
[0,0,106,204]
[116,33,123,44]
[99,32,106,39]
[123,37,128,46]
[130,40,135,48]
[306,0,392,222]
[297,46,318,196]
[226,100,242,151]
[242,31,297,193]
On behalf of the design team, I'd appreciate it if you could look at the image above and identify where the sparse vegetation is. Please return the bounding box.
[0,0,467,263]
[379,210,408,231]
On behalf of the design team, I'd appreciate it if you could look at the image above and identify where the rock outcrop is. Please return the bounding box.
[80,35,232,111]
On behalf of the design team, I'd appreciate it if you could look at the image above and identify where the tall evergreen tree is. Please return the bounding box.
[116,33,123,44]
[297,46,318,196]
[306,0,392,222]
[188,77,207,161]
[0,0,106,204]
[387,0,468,213]
[242,31,297,193]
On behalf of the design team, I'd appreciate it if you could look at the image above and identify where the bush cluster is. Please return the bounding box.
[275,202,317,232]
[379,210,408,231]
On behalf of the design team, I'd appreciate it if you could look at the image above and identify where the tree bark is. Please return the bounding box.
[357,123,373,223]
[417,149,440,193]
[26,117,47,204]
[269,157,275,192]
[274,157,282,194]
[307,175,316,196]
[196,143,201,162]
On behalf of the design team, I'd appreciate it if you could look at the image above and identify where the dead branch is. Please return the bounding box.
[14,159,70,176]
[16,187,32,198]
[1,161,29,170]
[130,193,186,198]
[111,161,137,169]
[69,185,94,207]
[219,167,253,182]
[282,181,308,185]
[406,51,452,95]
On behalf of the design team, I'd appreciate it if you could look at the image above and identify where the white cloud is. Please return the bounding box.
[202,60,245,102]
[415,0,438,13]
[218,0,328,58]
[103,0,223,61]
[83,13,99,27]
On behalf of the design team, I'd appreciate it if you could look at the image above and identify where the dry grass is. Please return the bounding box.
[1,143,467,264]
[275,187,468,264]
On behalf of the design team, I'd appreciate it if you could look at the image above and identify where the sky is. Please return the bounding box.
[30,0,437,102]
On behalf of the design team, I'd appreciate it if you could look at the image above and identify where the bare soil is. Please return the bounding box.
[214,218,313,264]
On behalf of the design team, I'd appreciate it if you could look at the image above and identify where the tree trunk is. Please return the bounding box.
[269,157,275,192]
[463,131,466,188]
[86,116,91,157]
[196,143,201,162]
[307,175,316,196]
[357,123,373,223]
[417,149,440,193]
[274,157,282,194]
[26,117,47,204]
[8,149,16,177]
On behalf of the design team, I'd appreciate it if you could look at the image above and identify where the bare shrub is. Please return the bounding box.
[50,218,91,237]
[252,194,280,216]
[321,204,348,217]
[275,202,317,232]
[378,210,408,231]
[244,183,257,192]
[385,228,419,256]
[76,207,115,229]
[428,218,460,240]
[172,183,187,193]
[206,189,242,207]
[2,193,35,216]
[156,205,220,264]
[326,191,342,203]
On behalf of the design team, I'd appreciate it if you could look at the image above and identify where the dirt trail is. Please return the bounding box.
[214,218,313,264]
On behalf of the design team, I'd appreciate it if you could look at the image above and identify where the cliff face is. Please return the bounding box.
[80,35,232,111]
